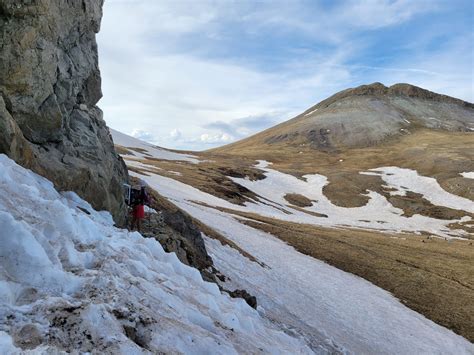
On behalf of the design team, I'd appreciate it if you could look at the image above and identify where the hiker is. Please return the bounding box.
[130,185,149,232]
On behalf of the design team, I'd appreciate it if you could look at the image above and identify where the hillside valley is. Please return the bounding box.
[1,0,473,353]
[111,83,474,350]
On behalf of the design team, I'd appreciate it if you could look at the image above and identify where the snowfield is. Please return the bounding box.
[128,158,471,239]
[129,166,474,354]
[0,154,312,354]
[363,167,474,213]
[110,128,201,164]
[234,161,472,238]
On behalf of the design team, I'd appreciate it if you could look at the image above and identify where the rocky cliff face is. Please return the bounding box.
[0,0,128,224]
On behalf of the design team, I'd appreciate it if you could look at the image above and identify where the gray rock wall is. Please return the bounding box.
[0,0,128,225]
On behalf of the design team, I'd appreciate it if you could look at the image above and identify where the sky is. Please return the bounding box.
[97,0,474,151]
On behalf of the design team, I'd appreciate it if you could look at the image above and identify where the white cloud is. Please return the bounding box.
[130,129,156,143]
[97,0,471,151]
[200,132,235,145]
[339,0,437,29]
[237,0,437,44]
[170,128,182,140]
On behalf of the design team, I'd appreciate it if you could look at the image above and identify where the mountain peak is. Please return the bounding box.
[314,82,472,111]
[215,82,474,153]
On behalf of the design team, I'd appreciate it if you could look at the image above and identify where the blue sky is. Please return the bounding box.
[97,0,473,150]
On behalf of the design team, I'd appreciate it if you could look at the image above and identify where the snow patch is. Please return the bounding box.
[304,108,318,116]
[367,167,474,213]
[460,172,474,179]
[129,160,471,239]
[0,154,311,354]
[255,160,272,169]
[111,128,200,164]
[144,205,158,214]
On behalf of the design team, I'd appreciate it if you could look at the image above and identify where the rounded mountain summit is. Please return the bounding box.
[212,83,473,210]
[215,82,474,153]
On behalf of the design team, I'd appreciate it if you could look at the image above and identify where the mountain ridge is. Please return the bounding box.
[309,82,473,113]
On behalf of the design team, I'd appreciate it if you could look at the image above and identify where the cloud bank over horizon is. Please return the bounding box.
[98,0,473,150]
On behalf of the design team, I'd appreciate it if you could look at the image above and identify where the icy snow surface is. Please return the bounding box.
[110,128,200,164]
[0,154,311,354]
[461,172,474,179]
[129,167,474,354]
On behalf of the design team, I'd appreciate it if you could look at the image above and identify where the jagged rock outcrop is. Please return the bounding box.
[0,0,128,224]
[138,185,258,304]
[139,184,213,273]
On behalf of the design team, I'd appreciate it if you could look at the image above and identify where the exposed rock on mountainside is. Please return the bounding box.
[135,180,213,273]
[0,0,128,224]
[218,82,474,152]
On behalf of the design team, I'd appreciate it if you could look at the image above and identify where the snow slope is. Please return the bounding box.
[129,168,474,354]
[110,128,201,164]
[0,154,311,354]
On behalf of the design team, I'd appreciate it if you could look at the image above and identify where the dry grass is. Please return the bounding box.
[211,129,474,208]
[119,129,474,224]
[133,156,263,205]
[114,144,134,156]
[283,193,313,207]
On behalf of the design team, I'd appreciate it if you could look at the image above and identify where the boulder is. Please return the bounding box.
[228,289,257,309]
